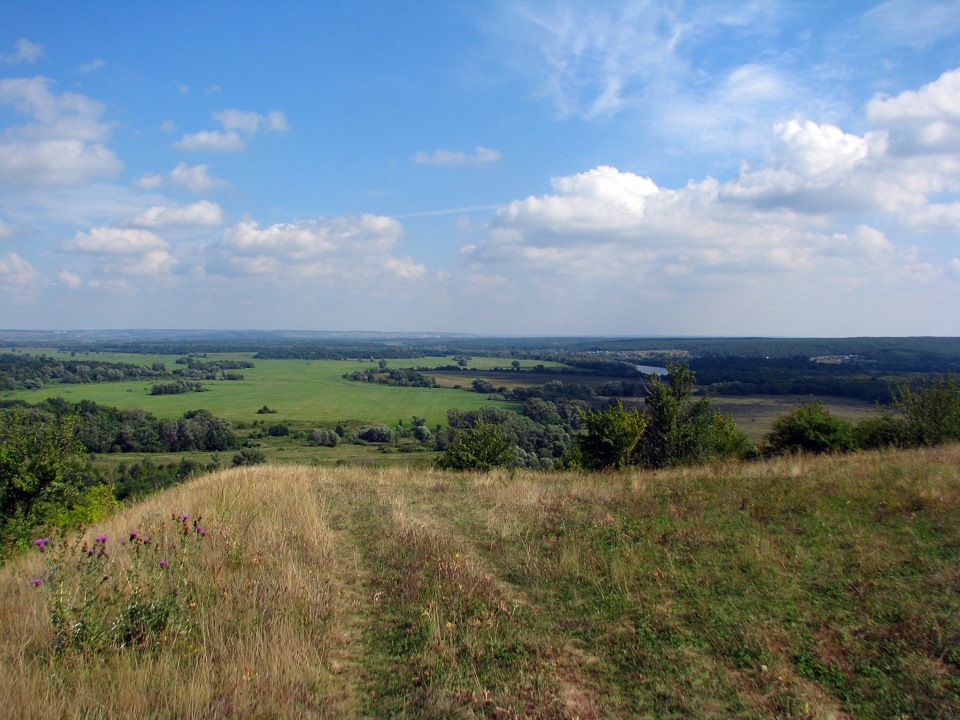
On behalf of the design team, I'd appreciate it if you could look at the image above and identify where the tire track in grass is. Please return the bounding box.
[343,473,583,718]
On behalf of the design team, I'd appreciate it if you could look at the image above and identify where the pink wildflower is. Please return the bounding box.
[30,578,42,587]
[94,535,108,543]
[159,560,167,568]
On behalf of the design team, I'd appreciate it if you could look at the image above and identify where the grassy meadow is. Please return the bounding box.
[1,352,532,428]
[3,445,959,718]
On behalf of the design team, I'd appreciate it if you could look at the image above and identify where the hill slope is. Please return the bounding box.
[3,447,960,718]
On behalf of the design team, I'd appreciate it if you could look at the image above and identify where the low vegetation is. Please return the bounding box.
[2,447,959,717]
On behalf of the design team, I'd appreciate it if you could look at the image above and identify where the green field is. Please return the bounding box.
[1,352,525,428]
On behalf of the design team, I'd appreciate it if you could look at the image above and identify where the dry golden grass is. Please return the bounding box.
[2,446,959,718]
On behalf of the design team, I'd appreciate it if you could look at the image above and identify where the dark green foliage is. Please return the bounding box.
[358,425,395,443]
[150,380,206,395]
[446,406,577,469]
[232,448,266,466]
[437,421,514,471]
[855,412,910,449]
[572,401,647,470]
[266,423,290,437]
[471,378,497,394]
[765,400,857,454]
[0,410,88,550]
[112,458,206,501]
[310,428,339,447]
[635,363,747,468]
[412,424,432,443]
[0,352,169,390]
[892,374,960,446]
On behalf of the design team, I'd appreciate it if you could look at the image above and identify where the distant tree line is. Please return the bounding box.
[0,353,251,391]
[0,354,168,390]
[150,380,207,395]
[690,356,895,403]
[0,399,240,455]
[343,367,436,388]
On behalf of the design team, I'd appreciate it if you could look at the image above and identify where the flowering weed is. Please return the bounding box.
[29,513,208,653]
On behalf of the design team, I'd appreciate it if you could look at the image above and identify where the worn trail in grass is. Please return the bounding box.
[3,447,960,718]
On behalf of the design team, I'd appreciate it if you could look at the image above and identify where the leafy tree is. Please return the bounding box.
[412,424,432,443]
[891,374,960,446]
[765,400,857,455]
[471,378,497,394]
[266,423,290,437]
[636,363,718,468]
[437,421,514,471]
[310,428,339,447]
[358,425,395,443]
[1,410,89,550]
[572,400,647,470]
[855,412,909,449]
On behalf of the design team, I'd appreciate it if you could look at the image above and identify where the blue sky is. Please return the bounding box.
[1,0,959,336]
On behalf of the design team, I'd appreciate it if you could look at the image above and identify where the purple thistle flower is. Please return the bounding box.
[33,537,49,552]
[129,530,138,540]
[94,535,108,543]
[30,578,42,587]
[180,514,189,521]
[197,525,206,536]
[159,560,167,568]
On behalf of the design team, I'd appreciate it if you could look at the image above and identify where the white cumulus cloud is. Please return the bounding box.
[130,200,225,228]
[174,108,288,152]
[214,214,424,283]
[65,227,167,254]
[0,252,36,285]
[0,77,122,185]
[135,162,229,193]
[868,67,960,154]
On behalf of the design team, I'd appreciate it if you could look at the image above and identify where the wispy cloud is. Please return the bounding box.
[1,38,43,64]
[414,146,502,166]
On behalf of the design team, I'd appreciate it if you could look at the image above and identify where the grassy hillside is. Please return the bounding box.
[3,447,959,718]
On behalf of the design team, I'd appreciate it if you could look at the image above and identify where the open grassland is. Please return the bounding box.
[3,446,959,718]
[1,353,524,428]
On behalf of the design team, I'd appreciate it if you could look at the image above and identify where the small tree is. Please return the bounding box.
[232,448,266,466]
[572,401,647,470]
[765,400,857,455]
[437,422,514,471]
[636,363,713,468]
[892,374,960,447]
[0,410,88,550]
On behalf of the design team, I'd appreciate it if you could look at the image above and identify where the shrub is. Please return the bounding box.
[232,448,266,466]
[855,412,909,449]
[892,374,960,447]
[266,423,290,437]
[765,400,857,454]
[437,422,514,471]
[358,425,394,444]
[572,401,647,470]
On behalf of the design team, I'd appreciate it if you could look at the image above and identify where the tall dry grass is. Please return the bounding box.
[1,446,958,718]
[1,465,367,719]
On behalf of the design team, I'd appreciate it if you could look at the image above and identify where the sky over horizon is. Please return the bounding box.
[1,0,959,337]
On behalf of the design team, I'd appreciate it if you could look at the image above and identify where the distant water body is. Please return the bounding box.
[636,364,669,376]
